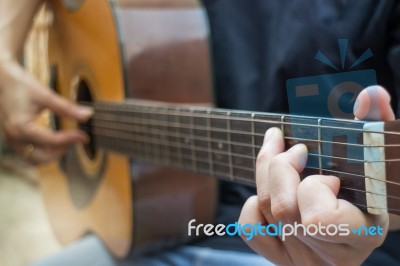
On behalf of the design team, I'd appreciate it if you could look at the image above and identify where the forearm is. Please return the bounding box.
[0,0,43,63]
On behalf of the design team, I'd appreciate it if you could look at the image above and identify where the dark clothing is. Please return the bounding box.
[198,0,400,264]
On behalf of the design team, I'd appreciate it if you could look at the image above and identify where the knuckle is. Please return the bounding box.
[256,149,269,166]
[238,196,258,225]
[298,175,318,191]
[4,119,24,140]
[257,188,271,213]
[267,155,287,176]
[40,89,55,100]
[256,147,284,166]
[301,211,330,228]
[300,204,339,227]
[271,194,296,222]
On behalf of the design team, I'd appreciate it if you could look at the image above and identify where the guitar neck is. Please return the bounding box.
[90,100,364,182]
[89,100,400,215]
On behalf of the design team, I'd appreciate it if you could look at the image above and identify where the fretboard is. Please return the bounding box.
[91,100,367,190]
[90,100,400,215]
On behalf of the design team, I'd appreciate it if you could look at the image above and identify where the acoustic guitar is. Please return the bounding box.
[39,0,400,258]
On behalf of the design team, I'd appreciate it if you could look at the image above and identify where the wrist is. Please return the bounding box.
[0,58,23,89]
[0,56,20,70]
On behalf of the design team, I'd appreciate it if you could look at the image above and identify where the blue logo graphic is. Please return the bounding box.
[351,225,384,236]
[286,39,376,119]
[286,39,377,168]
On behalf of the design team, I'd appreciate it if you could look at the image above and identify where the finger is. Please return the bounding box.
[353,85,395,121]
[294,235,366,266]
[11,143,69,165]
[38,90,94,122]
[268,144,308,223]
[8,121,88,147]
[239,196,325,265]
[298,174,388,247]
[256,127,285,221]
[238,196,293,265]
[27,145,70,165]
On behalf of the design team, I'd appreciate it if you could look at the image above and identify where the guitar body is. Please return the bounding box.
[39,0,217,257]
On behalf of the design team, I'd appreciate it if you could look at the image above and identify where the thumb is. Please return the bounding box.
[353,85,395,121]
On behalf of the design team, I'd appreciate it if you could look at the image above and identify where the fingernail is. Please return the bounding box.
[78,106,94,118]
[288,144,308,169]
[353,98,360,113]
[264,127,281,143]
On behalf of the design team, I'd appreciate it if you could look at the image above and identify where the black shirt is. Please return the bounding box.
[198,0,400,264]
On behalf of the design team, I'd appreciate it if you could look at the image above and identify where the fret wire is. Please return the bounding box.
[281,115,285,135]
[137,109,149,160]
[150,109,161,163]
[189,108,197,172]
[175,107,184,169]
[318,118,322,175]
[227,112,234,181]
[144,107,157,159]
[251,113,256,171]
[96,135,400,201]
[92,122,376,164]
[145,107,155,162]
[161,108,171,165]
[92,115,370,148]
[207,110,214,177]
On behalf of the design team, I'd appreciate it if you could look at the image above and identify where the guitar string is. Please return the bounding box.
[92,102,400,137]
[98,136,400,206]
[90,121,378,164]
[352,203,399,213]
[88,117,395,197]
[92,107,400,146]
[88,118,400,163]
[95,106,376,134]
[92,115,371,148]
[97,131,400,194]
[92,129,400,193]
[79,103,400,211]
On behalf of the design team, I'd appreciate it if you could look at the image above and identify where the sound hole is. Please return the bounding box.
[76,80,96,160]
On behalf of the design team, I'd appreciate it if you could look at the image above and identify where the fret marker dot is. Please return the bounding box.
[218,143,223,149]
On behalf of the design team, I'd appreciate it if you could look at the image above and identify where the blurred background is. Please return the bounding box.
[0,7,61,266]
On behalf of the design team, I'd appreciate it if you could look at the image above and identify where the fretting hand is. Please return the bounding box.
[239,86,394,265]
